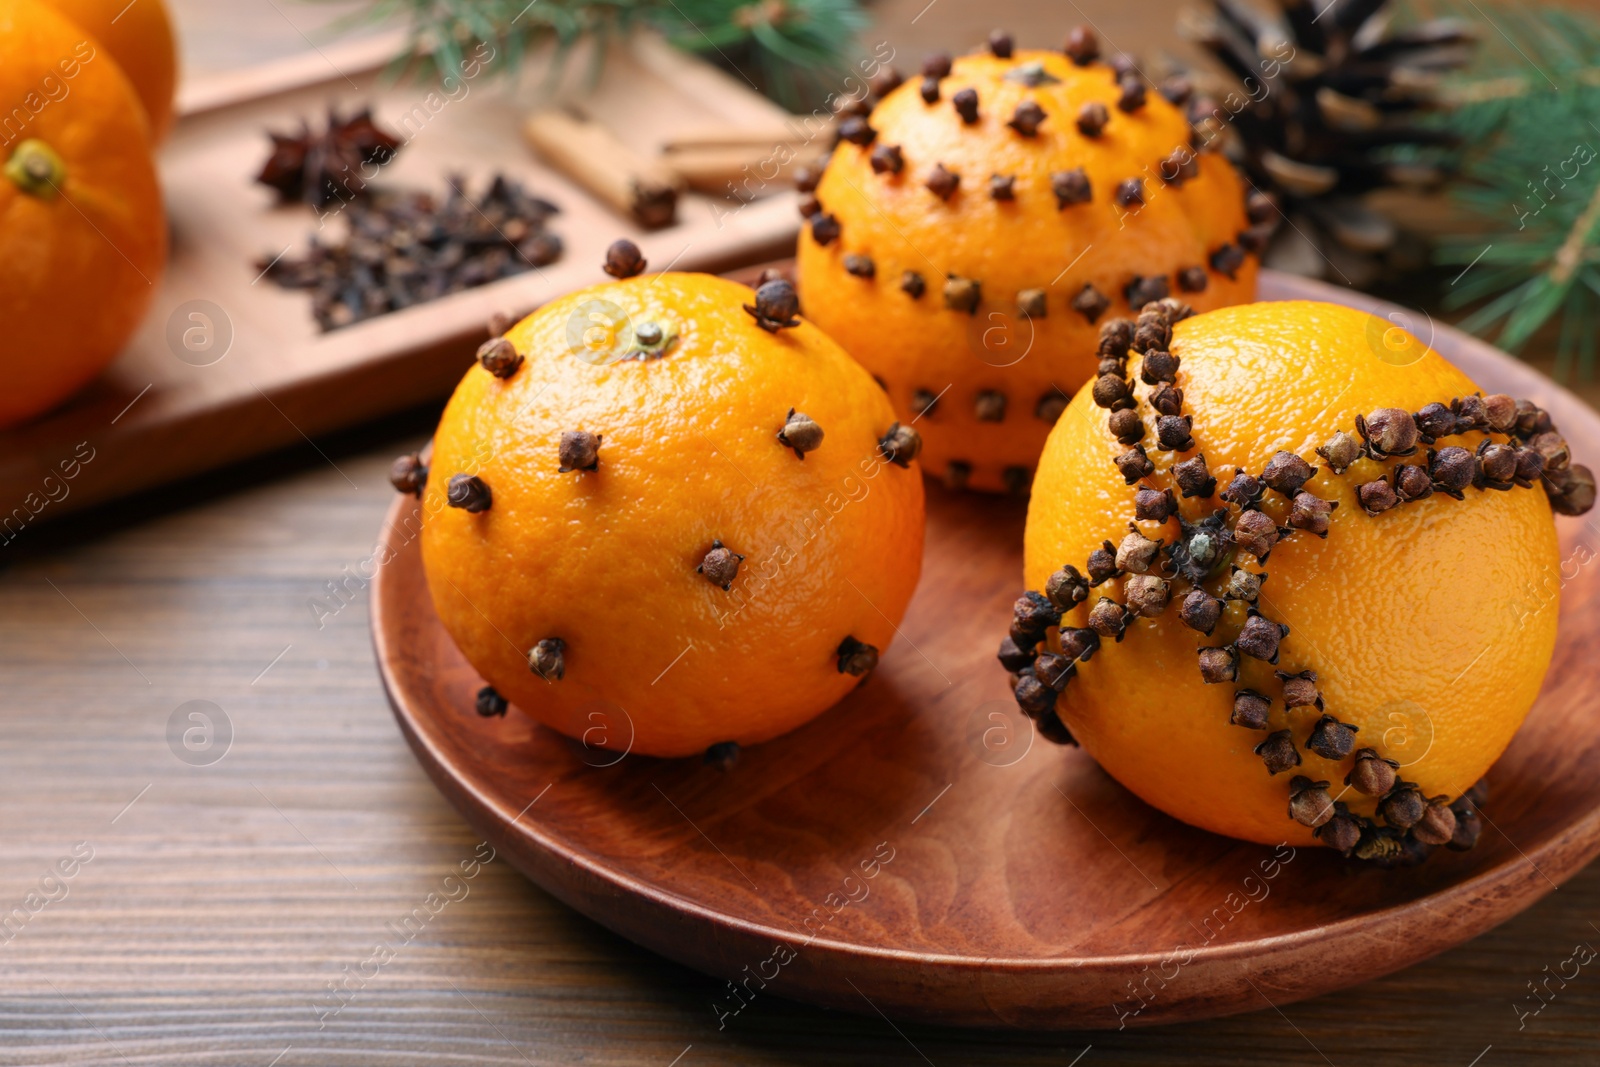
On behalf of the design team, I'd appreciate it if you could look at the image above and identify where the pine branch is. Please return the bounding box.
[1420,0,1600,377]
[320,0,869,111]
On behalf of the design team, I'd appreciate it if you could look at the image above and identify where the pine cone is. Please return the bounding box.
[1178,0,1475,283]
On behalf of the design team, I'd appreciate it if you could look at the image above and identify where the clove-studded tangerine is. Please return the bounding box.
[1016,300,1575,850]
[415,258,924,757]
[796,27,1259,494]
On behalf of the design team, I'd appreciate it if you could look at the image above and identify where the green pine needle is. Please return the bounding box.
[323,0,869,111]
[1423,0,1600,377]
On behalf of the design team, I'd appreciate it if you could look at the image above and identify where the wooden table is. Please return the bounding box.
[4,0,1600,1063]
[4,420,1600,1065]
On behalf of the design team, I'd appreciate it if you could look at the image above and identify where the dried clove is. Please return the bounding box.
[1013,672,1057,718]
[1357,478,1399,515]
[389,452,427,496]
[901,270,926,299]
[1115,444,1155,484]
[1116,525,1163,573]
[1220,469,1264,508]
[952,88,980,124]
[1316,803,1363,852]
[704,741,741,770]
[528,637,566,680]
[744,278,802,331]
[1180,588,1223,635]
[1116,72,1147,112]
[1107,406,1145,444]
[1235,608,1287,663]
[1016,288,1047,318]
[997,634,1036,672]
[475,685,508,718]
[1210,244,1245,278]
[604,238,647,279]
[811,213,841,245]
[1316,431,1361,475]
[777,408,824,458]
[1346,748,1398,796]
[1071,283,1111,322]
[1045,565,1091,611]
[1156,414,1195,452]
[879,422,923,466]
[1087,541,1121,585]
[1051,168,1092,208]
[1357,408,1420,459]
[557,430,602,473]
[975,390,1007,422]
[1012,590,1061,637]
[1225,567,1264,603]
[838,116,876,146]
[1414,402,1456,443]
[843,254,876,279]
[1288,776,1334,827]
[1088,597,1130,640]
[1276,669,1322,711]
[1261,451,1316,496]
[869,143,904,174]
[1379,783,1426,829]
[1177,266,1208,292]
[1124,574,1171,617]
[698,539,746,590]
[1255,730,1301,774]
[1076,101,1109,136]
[1411,796,1458,846]
[1173,454,1216,498]
[990,174,1017,201]
[1058,626,1100,663]
[837,636,880,676]
[477,337,523,379]
[989,30,1014,58]
[1306,714,1358,760]
[1197,645,1238,684]
[1287,491,1336,536]
[1007,100,1047,136]
[944,276,981,313]
[1064,25,1099,65]
[1430,445,1475,498]
[1232,688,1272,729]
[1125,275,1169,308]
[446,473,492,512]
[1232,508,1280,560]
[1134,484,1177,523]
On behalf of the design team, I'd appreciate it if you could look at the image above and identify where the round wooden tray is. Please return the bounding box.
[371,270,1600,1029]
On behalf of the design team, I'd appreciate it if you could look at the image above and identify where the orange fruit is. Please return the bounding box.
[1014,299,1586,859]
[0,0,167,429]
[40,0,177,142]
[412,256,926,758]
[797,28,1260,495]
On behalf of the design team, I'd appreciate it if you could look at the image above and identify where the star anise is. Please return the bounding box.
[256,108,403,210]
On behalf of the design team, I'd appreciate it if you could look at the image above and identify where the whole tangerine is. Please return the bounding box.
[0,0,167,428]
[41,0,177,142]
[1010,299,1591,862]
[408,252,926,759]
[797,27,1261,495]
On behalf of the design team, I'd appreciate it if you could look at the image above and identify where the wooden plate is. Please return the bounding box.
[372,270,1600,1029]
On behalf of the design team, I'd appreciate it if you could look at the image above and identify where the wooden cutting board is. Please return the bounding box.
[0,31,804,533]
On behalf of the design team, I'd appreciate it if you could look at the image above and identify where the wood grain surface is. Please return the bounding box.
[5,0,1600,1063]
[369,269,1600,1030]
